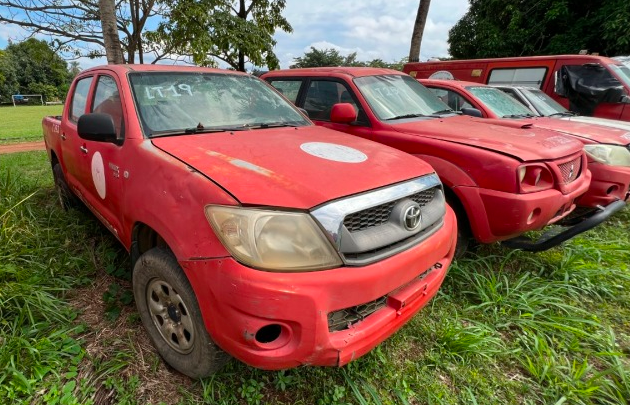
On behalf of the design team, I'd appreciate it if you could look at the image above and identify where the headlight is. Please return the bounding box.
[517,164,553,193]
[205,206,342,271]
[584,144,630,167]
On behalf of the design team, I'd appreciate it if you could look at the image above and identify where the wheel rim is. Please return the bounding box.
[146,278,196,354]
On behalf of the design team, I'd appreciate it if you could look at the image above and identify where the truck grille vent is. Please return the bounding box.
[344,188,436,232]
[328,296,387,332]
[558,157,581,184]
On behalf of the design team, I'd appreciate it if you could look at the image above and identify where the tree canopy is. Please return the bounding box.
[448,0,630,59]
[290,47,406,70]
[146,0,292,71]
[0,39,75,102]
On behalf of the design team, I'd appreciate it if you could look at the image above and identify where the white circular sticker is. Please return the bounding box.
[300,142,367,163]
[91,151,106,199]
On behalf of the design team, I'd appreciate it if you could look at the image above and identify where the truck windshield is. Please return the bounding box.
[609,64,630,89]
[354,75,451,121]
[519,88,569,116]
[129,72,310,136]
[466,86,535,118]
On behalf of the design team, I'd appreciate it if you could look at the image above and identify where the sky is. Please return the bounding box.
[0,0,470,69]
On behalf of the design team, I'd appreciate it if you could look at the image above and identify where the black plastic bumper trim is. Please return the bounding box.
[502,199,626,252]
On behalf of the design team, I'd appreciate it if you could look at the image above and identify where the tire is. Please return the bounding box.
[445,194,473,258]
[132,247,229,378]
[53,163,79,210]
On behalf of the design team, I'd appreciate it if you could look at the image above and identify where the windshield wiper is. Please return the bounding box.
[431,109,458,116]
[386,113,428,120]
[547,111,575,117]
[242,122,298,129]
[150,125,248,138]
[502,113,535,118]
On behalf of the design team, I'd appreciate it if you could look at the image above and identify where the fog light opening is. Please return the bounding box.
[527,208,541,225]
[255,324,282,344]
[606,185,618,195]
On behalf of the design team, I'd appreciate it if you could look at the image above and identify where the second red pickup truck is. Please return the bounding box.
[262,67,617,253]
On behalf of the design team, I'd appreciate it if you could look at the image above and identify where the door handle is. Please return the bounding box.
[80,146,88,154]
[61,133,67,140]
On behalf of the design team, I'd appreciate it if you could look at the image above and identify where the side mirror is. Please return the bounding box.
[77,113,118,143]
[330,103,357,124]
[461,107,483,118]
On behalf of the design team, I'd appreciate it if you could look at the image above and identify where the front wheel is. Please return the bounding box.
[133,247,229,378]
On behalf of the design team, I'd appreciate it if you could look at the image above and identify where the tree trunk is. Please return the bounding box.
[408,0,432,62]
[237,0,246,71]
[99,0,125,64]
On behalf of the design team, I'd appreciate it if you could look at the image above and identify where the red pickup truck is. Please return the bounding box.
[419,79,629,222]
[43,64,456,378]
[262,67,610,253]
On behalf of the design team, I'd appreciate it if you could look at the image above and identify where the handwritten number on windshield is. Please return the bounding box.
[145,84,193,99]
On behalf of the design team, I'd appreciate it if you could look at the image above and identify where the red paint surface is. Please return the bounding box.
[421,79,630,208]
[262,68,591,243]
[43,64,454,370]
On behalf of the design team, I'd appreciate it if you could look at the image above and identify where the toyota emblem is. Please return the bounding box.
[403,204,422,230]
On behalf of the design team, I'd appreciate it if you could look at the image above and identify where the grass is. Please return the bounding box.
[1,150,630,404]
[0,105,64,144]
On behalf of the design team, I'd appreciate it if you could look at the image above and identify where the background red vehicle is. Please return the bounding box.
[404,55,630,122]
[262,67,601,253]
[43,64,457,378]
[420,78,629,228]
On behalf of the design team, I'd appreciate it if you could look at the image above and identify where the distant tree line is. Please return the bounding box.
[0,39,80,104]
[449,0,630,59]
[291,47,407,70]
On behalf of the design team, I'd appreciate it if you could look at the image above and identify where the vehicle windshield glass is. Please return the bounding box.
[466,86,534,117]
[520,88,569,116]
[354,74,450,120]
[129,72,310,136]
[609,64,630,89]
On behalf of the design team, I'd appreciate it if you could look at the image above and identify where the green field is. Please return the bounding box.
[1,151,629,404]
[0,105,64,144]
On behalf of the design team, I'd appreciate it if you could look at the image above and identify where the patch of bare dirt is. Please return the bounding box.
[67,272,197,405]
[0,141,46,154]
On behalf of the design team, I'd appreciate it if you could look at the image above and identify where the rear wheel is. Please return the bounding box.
[133,247,229,378]
[52,163,79,210]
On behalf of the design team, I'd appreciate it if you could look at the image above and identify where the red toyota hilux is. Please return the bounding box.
[42,65,457,378]
[419,78,628,233]
[261,67,616,253]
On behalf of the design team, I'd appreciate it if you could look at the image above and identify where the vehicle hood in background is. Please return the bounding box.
[389,115,583,161]
[152,126,434,209]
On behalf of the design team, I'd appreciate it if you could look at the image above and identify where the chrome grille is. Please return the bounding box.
[558,157,581,184]
[344,188,436,233]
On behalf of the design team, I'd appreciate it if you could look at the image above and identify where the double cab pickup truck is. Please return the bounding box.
[420,79,628,225]
[43,64,456,378]
[262,67,601,253]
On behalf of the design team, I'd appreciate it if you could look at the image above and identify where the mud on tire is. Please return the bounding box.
[53,163,79,210]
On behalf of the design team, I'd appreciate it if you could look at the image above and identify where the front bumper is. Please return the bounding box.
[180,207,456,369]
[456,169,591,243]
[577,162,630,207]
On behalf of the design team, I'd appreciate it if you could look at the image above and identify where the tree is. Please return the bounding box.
[408,0,432,62]
[148,0,293,71]
[290,47,407,70]
[448,0,630,59]
[100,0,124,64]
[0,0,160,63]
[0,39,72,102]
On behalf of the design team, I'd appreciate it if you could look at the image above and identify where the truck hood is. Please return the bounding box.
[151,126,433,209]
[556,117,630,144]
[389,115,582,161]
